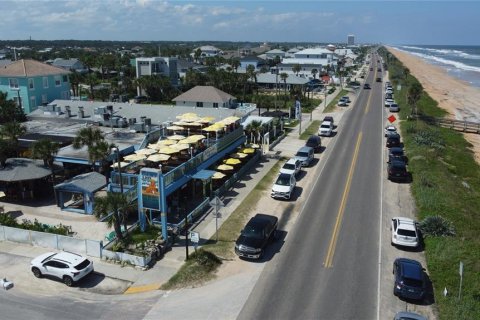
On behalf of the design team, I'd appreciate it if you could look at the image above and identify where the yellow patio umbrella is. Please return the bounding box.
[242,148,255,154]
[172,121,190,126]
[110,161,130,169]
[178,138,194,145]
[147,154,171,162]
[168,134,186,140]
[167,125,185,131]
[156,139,177,146]
[197,117,215,123]
[176,113,199,120]
[224,158,241,165]
[212,172,226,179]
[248,143,260,149]
[124,154,147,162]
[231,152,248,159]
[188,134,206,141]
[171,143,190,151]
[217,164,234,171]
[158,146,179,155]
[135,148,157,155]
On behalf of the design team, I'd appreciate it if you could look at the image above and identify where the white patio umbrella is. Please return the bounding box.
[135,148,157,155]
[124,154,147,162]
[171,143,190,151]
[168,134,186,140]
[147,154,171,162]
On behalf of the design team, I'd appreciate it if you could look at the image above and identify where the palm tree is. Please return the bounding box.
[231,59,240,73]
[407,82,423,116]
[292,64,301,76]
[31,138,60,187]
[72,127,108,172]
[0,92,26,124]
[246,64,257,94]
[69,70,83,97]
[90,140,115,183]
[194,49,202,63]
[245,120,263,144]
[84,73,98,100]
[403,67,410,82]
[0,121,27,156]
[93,192,129,241]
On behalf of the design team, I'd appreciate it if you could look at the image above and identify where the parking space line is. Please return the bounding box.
[324,132,363,268]
[124,283,161,294]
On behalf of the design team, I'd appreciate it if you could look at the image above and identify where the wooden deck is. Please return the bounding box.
[413,115,480,134]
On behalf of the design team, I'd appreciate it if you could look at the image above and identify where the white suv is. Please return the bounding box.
[318,121,333,136]
[391,217,420,247]
[280,158,301,176]
[31,251,94,286]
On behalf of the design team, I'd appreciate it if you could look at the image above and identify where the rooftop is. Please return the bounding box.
[0,59,70,77]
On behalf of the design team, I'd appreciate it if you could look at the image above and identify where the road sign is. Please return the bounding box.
[190,231,200,243]
[209,196,224,209]
[459,261,464,276]
[388,115,396,123]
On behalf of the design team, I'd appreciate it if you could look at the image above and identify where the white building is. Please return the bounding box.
[277,48,335,78]
[135,57,179,95]
[191,45,223,58]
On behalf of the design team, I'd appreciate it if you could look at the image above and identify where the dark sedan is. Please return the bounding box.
[387,159,409,182]
[393,258,427,301]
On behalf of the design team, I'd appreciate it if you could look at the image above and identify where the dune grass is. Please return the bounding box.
[382,47,480,320]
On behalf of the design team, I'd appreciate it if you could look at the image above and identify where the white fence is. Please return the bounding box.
[0,225,102,258]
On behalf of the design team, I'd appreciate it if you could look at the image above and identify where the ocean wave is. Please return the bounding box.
[405,50,480,73]
[400,45,480,60]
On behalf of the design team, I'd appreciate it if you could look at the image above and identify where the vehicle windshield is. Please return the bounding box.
[296,151,308,158]
[398,229,416,237]
[403,278,423,287]
[321,124,330,129]
[283,163,295,170]
[75,259,90,270]
[242,225,263,239]
[275,175,291,186]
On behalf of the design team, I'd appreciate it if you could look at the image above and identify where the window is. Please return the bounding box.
[43,77,49,88]
[28,78,34,90]
[9,78,19,89]
[62,75,68,82]
[196,102,203,108]
[213,103,218,108]
[55,76,61,87]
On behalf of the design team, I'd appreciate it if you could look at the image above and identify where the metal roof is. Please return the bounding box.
[256,73,309,85]
[54,171,106,194]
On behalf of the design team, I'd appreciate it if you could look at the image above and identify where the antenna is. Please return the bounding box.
[158,45,161,57]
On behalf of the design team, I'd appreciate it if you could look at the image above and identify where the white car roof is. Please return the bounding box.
[285,158,299,165]
[393,217,416,231]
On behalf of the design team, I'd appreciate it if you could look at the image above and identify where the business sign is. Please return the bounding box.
[140,169,161,210]
[295,100,301,120]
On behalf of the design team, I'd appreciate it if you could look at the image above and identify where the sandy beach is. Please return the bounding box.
[387,47,480,163]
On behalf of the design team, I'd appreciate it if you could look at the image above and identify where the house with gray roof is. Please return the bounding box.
[265,49,286,60]
[51,58,87,73]
[172,86,237,109]
[255,73,309,91]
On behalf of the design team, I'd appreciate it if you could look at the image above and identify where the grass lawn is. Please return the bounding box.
[323,89,348,113]
[300,120,321,140]
[382,47,480,320]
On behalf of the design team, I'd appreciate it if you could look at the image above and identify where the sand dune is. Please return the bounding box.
[387,47,480,163]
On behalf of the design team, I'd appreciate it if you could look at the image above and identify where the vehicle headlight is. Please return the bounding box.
[254,248,262,253]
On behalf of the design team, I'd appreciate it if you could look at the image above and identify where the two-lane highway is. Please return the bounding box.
[238,59,386,319]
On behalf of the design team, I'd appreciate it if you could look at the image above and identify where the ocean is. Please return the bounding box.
[391,45,480,88]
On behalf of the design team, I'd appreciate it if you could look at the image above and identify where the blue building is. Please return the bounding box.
[0,59,71,114]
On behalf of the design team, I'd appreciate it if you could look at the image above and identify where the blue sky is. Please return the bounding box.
[0,1,478,45]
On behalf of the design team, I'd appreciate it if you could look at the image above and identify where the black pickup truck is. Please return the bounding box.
[235,214,278,259]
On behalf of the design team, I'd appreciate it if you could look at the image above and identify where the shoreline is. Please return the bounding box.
[386,46,480,163]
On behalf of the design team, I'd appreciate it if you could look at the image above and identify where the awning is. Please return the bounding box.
[191,169,216,180]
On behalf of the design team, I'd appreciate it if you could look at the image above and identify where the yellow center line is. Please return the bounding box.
[364,69,377,114]
[324,132,363,268]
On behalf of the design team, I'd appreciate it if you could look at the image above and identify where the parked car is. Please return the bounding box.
[389,147,408,164]
[363,83,371,89]
[385,125,397,137]
[271,173,296,200]
[31,251,94,287]
[294,146,315,167]
[393,258,427,301]
[385,93,394,100]
[280,158,302,176]
[386,133,401,148]
[305,135,322,153]
[318,121,334,137]
[387,159,409,181]
[340,96,351,103]
[390,103,400,112]
[235,213,278,260]
[386,88,394,94]
[385,98,395,108]
[394,311,427,320]
[323,116,334,126]
[376,77,382,82]
[391,217,420,248]
[337,100,348,107]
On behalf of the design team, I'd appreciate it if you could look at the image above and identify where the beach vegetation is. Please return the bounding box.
[380,47,480,320]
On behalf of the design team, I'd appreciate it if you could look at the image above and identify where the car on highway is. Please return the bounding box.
[318,120,334,137]
[385,125,397,137]
[280,158,301,176]
[394,311,427,320]
[376,77,382,82]
[235,213,278,260]
[390,103,400,112]
[393,258,427,301]
[294,146,314,167]
[387,159,409,181]
[31,251,94,287]
[271,173,296,200]
[389,147,408,164]
[305,135,322,152]
[386,133,401,148]
[363,83,371,89]
[391,217,420,248]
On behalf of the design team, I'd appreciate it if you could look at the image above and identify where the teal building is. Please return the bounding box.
[0,59,71,114]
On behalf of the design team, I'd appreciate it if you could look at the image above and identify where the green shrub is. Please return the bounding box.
[413,130,445,149]
[419,215,456,237]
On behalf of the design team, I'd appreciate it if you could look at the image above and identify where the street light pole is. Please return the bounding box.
[114,147,124,194]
